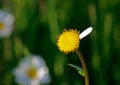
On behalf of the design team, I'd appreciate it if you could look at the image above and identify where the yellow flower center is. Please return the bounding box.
[57,29,80,53]
[0,22,4,30]
[27,68,37,79]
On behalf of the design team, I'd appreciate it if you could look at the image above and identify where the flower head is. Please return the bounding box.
[13,55,51,85]
[0,10,14,38]
[57,27,93,53]
[57,29,80,53]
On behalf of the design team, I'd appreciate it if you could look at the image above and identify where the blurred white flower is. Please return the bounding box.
[0,10,14,38]
[13,55,51,85]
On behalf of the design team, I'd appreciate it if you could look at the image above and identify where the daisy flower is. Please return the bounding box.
[0,10,14,38]
[56,27,93,53]
[13,55,51,85]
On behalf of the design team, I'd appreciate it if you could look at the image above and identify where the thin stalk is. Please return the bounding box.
[76,49,89,85]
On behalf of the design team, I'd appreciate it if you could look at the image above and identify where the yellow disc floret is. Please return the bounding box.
[0,22,4,30]
[27,68,37,79]
[57,29,80,53]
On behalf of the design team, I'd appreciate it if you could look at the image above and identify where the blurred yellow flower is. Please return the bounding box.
[57,29,80,53]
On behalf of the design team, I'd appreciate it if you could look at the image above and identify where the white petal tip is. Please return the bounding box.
[79,27,93,39]
[88,27,93,32]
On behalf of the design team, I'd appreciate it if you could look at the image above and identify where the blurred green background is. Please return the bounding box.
[0,0,120,85]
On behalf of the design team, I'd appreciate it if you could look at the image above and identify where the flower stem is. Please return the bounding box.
[76,49,89,85]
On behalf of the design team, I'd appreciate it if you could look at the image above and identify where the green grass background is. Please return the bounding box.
[0,0,120,85]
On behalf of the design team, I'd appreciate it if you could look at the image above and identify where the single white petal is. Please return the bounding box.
[79,27,93,39]
[31,55,46,67]
[37,67,51,84]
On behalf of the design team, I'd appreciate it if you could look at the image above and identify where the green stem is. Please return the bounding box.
[76,49,89,85]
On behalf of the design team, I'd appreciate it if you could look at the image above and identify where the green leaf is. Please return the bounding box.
[68,63,85,77]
